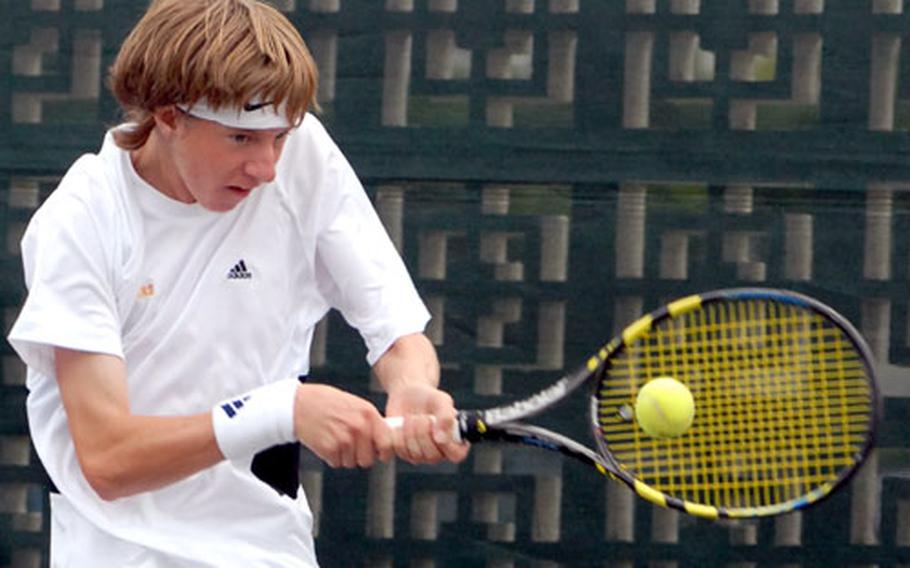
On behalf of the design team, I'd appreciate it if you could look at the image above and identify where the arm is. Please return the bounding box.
[373,333,469,464]
[55,348,222,501]
[58,347,396,501]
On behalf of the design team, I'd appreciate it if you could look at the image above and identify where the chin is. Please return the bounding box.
[212,204,241,213]
[200,199,240,213]
[202,190,251,212]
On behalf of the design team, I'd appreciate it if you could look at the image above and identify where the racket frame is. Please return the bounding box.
[457,287,880,520]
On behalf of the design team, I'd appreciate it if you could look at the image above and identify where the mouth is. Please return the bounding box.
[226,185,252,194]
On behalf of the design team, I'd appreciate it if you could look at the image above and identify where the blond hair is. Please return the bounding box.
[108,0,318,149]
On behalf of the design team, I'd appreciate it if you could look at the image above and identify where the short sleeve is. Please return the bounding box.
[312,146,430,365]
[8,175,124,378]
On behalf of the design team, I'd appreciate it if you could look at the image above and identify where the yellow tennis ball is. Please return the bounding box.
[635,377,695,438]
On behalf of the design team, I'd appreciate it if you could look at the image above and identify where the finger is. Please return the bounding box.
[387,415,444,464]
[433,413,457,445]
[413,416,444,463]
[320,446,341,469]
[356,434,375,468]
[349,411,380,468]
[373,417,395,463]
[395,415,426,464]
[337,432,357,469]
[428,412,469,463]
[404,419,424,463]
[440,439,470,463]
[321,453,340,468]
[387,416,412,462]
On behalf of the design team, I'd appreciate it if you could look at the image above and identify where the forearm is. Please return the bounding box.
[55,348,223,500]
[77,412,222,501]
[372,333,440,393]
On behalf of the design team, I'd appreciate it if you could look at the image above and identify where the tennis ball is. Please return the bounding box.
[635,377,695,439]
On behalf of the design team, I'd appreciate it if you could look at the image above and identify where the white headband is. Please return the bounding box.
[178,98,292,130]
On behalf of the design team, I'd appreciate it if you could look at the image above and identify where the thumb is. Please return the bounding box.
[432,412,461,445]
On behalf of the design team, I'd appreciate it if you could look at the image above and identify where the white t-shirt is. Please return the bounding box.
[7,115,430,567]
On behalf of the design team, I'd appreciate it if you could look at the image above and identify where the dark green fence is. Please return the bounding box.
[3,1,910,566]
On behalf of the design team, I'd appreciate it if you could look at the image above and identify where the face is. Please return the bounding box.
[150,108,291,212]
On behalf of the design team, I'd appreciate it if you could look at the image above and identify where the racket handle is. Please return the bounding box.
[383,415,464,443]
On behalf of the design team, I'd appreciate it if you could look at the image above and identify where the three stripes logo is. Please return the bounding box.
[227,260,253,280]
[220,395,251,419]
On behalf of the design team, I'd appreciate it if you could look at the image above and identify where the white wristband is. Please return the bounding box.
[211,379,299,461]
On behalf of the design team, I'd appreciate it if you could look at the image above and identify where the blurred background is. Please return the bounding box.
[2,0,910,566]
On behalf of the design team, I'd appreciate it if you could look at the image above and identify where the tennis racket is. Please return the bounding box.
[395,288,878,519]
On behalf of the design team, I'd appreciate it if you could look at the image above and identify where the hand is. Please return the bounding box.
[293,384,393,468]
[385,382,469,465]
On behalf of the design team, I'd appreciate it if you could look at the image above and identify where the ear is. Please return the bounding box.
[152,105,183,138]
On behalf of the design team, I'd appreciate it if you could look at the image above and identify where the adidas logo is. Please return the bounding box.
[219,395,251,418]
[227,260,253,280]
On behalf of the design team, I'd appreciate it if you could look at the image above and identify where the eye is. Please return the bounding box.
[230,133,252,144]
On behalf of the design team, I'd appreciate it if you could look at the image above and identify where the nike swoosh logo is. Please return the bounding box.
[243,101,274,112]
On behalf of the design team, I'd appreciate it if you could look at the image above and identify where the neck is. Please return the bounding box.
[130,132,193,203]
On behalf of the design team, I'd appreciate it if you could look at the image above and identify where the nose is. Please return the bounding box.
[243,143,278,184]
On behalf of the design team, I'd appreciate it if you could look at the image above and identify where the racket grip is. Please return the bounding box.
[384,415,464,443]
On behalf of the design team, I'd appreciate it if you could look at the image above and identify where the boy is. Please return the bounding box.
[8,0,467,565]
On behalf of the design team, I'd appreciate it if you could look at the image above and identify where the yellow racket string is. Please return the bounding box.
[597,299,873,512]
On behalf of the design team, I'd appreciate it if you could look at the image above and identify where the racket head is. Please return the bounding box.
[590,288,879,519]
